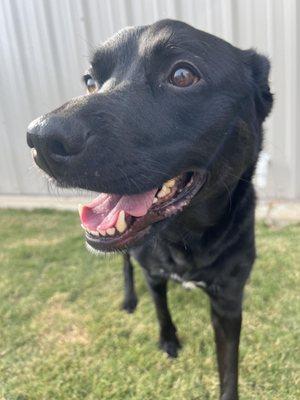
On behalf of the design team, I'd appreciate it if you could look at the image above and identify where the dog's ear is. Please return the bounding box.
[243,49,273,121]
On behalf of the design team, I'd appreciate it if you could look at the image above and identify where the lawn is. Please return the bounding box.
[0,209,299,400]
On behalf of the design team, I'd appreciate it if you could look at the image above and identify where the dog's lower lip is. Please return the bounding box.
[84,170,207,252]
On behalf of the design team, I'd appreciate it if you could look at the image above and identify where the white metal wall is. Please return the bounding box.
[0,0,299,199]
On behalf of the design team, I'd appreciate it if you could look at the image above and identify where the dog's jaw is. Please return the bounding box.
[79,170,207,252]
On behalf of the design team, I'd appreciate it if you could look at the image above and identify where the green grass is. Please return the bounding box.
[0,209,299,400]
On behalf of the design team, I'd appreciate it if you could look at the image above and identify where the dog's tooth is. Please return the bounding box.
[156,189,163,198]
[99,229,107,236]
[91,230,99,236]
[115,210,127,233]
[152,197,158,204]
[78,204,83,217]
[157,185,171,198]
[81,224,86,230]
[106,227,116,236]
[157,189,165,198]
[165,179,176,188]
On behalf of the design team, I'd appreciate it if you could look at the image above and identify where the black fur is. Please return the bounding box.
[27,20,273,400]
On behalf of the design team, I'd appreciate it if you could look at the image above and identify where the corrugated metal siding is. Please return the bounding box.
[0,0,299,199]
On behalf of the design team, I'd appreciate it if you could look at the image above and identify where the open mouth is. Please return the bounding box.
[78,170,207,252]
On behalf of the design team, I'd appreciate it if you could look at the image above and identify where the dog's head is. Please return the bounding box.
[27,19,272,252]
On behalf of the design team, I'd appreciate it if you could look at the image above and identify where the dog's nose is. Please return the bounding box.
[27,116,88,159]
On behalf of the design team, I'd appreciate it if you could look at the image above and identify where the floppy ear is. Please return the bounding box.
[243,49,273,121]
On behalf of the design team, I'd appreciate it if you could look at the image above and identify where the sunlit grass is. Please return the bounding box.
[0,209,299,399]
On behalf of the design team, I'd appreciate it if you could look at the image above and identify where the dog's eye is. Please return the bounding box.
[169,66,200,87]
[85,77,98,93]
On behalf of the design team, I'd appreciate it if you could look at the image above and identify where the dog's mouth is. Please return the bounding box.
[78,170,207,252]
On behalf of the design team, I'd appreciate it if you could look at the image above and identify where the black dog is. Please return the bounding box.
[27,19,272,400]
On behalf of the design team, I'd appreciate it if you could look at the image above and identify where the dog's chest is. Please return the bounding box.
[132,241,207,289]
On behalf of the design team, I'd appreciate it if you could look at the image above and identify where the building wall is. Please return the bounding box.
[0,0,299,199]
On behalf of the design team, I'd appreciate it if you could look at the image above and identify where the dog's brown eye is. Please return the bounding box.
[169,67,199,87]
[86,77,98,93]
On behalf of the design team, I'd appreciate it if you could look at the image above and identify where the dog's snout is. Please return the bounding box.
[27,115,88,161]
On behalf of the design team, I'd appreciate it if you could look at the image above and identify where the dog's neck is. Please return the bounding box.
[161,173,255,246]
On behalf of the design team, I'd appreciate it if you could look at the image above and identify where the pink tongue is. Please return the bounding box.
[80,189,157,231]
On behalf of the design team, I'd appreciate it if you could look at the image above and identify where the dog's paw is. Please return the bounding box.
[121,296,138,313]
[159,335,181,358]
[220,392,238,400]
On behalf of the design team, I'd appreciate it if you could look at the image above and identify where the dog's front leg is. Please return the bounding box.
[146,274,181,358]
[121,253,138,313]
[210,298,242,400]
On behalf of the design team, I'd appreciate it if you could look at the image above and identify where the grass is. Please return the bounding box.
[0,209,299,400]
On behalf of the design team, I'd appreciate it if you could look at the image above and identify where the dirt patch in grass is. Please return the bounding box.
[6,237,63,249]
[34,293,90,350]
